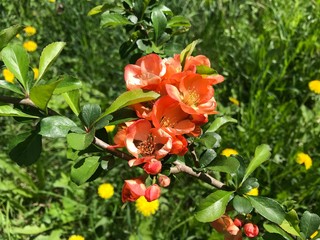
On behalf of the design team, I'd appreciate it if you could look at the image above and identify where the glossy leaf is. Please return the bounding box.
[232,195,253,214]
[208,156,240,173]
[0,105,38,118]
[206,116,237,133]
[80,104,101,128]
[0,80,24,95]
[37,42,66,81]
[199,149,217,168]
[94,115,113,130]
[29,80,61,110]
[151,8,167,42]
[63,90,81,116]
[0,25,23,50]
[300,211,320,238]
[237,177,259,195]
[180,40,198,70]
[242,144,271,183]
[167,15,191,28]
[196,65,218,75]
[195,190,233,222]
[100,12,133,28]
[198,132,221,149]
[280,209,301,237]
[263,223,294,240]
[67,130,95,150]
[40,116,77,138]
[71,156,100,185]
[1,45,29,91]
[53,75,82,94]
[248,196,285,225]
[9,131,42,166]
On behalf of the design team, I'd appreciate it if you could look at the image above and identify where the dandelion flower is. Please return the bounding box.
[24,26,36,36]
[246,188,259,196]
[229,97,240,106]
[221,148,238,157]
[2,68,15,83]
[23,40,37,52]
[309,80,320,94]
[98,183,114,199]
[105,125,115,132]
[68,235,85,240]
[135,196,159,217]
[49,0,56,2]
[32,68,39,80]
[296,152,312,170]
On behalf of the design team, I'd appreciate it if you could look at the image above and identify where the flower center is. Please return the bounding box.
[183,89,199,106]
[137,135,155,156]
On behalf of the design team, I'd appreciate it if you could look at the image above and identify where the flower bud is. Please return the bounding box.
[158,174,171,187]
[244,223,259,238]
[121,178,146,203]
[143,159,162,175]
[233,217,243,228]
[145,184,161,202]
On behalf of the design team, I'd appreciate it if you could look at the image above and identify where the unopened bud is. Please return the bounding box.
[233,217,243,228]
[158,174,170,187]
[145,184,161,202]
[244,223,259,238]
[143,159,162,175]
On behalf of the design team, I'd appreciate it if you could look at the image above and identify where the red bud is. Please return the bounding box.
[244,223,259,238]
[145,184,161,202]
[158,174,171,187]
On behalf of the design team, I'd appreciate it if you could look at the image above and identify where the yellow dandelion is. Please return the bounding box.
[49,0,56,2]
[68,235,85,240]
[246,187,259,196]
[16,34,21,39]
[24,26,36,36]
[32,68,39,80]
[221,148,238,157]
[135,196,159,217]
[311,230,319,239]
[23,40,37,52]
[2,68,15,83]
[229,97,240,106]
[98,183,114,199]
[309,80,320,94]
[105,125,115,133]
[296,152,312,170]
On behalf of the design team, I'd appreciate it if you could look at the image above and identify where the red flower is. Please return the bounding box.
[183,55,211,72]
[158,174,171,187]
[124,54,165,91]
[145,184,161,201]
[143,158,162,175]
[243,223,259,238]
[122,178,146,202]
[211,215,242,240]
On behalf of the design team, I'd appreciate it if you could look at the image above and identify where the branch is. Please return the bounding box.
[0,94,226,189]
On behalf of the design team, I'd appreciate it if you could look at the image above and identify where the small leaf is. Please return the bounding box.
[198,132,221,149]
[40,116,77,138]
[29,80,61,110]
[1,45,30,91]
[9,131,42,166]
[263,223,294,240]
[180,40,199,70]
[167,15,191,28]
[0,25,24,50]
[100,12,133,28]
[280,210,301,237]
[87,5,104,16]
[80,104,101,128]
[300,211,320,238]
[63,90,81,116]
[151,8,167,43]
[196,65,218,75]
[0,105,39,118]
[53,75,82,94]
[206,116,237,133]
[37,42,66,81]
[199,149,217,168]
[71,156,101,185]
[247,196,285,225]
[208,157,240,173]
[0,80,24,95]
[10,224,49,235]
[94,115,113,130]
[237,177,259,195]
[67,130,95,150]
[195,190,233,222]
[242,144,271,183]
[232,195,253,214]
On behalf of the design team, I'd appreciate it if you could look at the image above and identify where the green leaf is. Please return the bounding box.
[102,89,160,117]
[100,12,133,28]
[247,196,285,225]
[300,211,320,238]
[37,42,66,81]
[242,144,271,183]
[263,233,288,240]
[87,5,104,16]
[263,223,294,240]
[40,116,77,138]
[237,177,259,195]
[208,156,240,173]
[53,75,82,94]
[0,80,24,95]
[195,190,233,222]
[232,195,253,214]
[180,40,199,70]
[199,149,217,168]
[80,104,101,128]
[198,132,221,149]
[63,89,81,116]
[94,115,113,130]
[151,8,167,43]
[196,65,218,75]
[280,210,301,237]
[9,131,42,166]
[67,130,95,150]
[167,15,191,28]
[71,156,100,185]
[1,45,30,91]
[0,105,39,118]
[10,224,49,235]
[0,25,23,50]
[29,80,61,110]
[206,116,237,133]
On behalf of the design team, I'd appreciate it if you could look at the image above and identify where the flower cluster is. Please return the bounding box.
[114,51,224,203]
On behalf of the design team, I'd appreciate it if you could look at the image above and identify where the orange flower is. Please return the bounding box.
[143,158,162,175]
[183,55,211,72]
[145,184,161,202]
[166,73,217,115]
[122,178,146,202]
[211,215,242,240]
[124,54,165,91]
